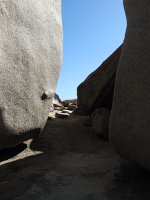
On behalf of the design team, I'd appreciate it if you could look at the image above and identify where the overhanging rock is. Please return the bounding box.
[0,0,63,149]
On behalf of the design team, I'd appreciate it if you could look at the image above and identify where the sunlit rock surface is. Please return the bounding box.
[0,0,62,149]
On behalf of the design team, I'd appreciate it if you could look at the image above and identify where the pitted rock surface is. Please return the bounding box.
[0,0,62,149]
[110,0,150,170]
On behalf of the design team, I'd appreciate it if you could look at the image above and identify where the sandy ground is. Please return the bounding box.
[0,114,150,200]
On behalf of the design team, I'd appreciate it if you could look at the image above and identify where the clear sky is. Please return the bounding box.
[56,0,127,100]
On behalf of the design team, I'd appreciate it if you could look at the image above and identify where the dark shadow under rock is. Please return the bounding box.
[0,143,27,162]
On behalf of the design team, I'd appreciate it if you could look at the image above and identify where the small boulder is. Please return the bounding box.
[91,108,110,140]
[56,112,69,119]
[63,99,77,107]
[53,93,63,108]
[67,104,77,111]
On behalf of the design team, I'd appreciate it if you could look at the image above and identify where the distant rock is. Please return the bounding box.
[68,104,77,111]
[53,93,63,107]
[61,109,73,114]
[49,97,77,119]
[77,46,122,114]
[63,99,77,107]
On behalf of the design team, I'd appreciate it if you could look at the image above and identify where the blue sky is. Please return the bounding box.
[56,0,127,100]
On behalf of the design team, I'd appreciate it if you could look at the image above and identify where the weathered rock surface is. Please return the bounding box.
[91,108,110,140]
[53,93,63,107]
[0,0,62,149]
[110,0,150,170]
[49,97,77,119]
[63,99,77,107]
[77,46,122,114]
[1,115,150,200]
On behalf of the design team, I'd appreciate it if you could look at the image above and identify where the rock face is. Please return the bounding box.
[110,0,150,170]
[77,46,122,114]
[76,46,122,140]
[0,0,62,149]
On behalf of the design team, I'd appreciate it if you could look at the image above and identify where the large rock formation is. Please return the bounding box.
[110,0,150,170]
[0,0,62,149]
[75,46,122,140]
[77,46,122,114]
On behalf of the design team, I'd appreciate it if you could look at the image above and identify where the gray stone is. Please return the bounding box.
[53,93,63,107]
[61,109,73,114]
[110,0,150,170]
[56,112,69,118]
[0,0,62,149]
[91,108,110,140]
[63,99,77,107]
[77,46,122,114]
[67,104,77,111]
